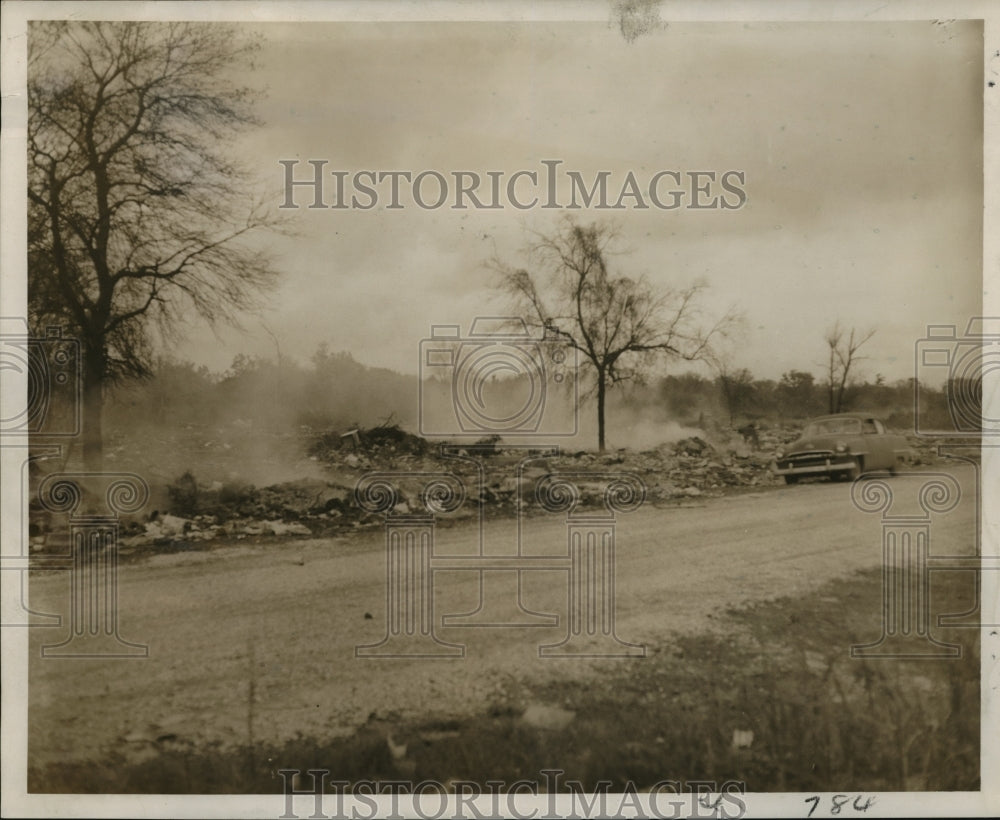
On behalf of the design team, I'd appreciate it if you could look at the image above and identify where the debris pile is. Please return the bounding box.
[307,422,428,465]
[95,424,791,554]
[31,417,959,558]
[115,477,360,552]
[540,435,783,502]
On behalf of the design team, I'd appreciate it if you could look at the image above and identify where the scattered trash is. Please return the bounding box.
[30,418,948,559]
[386,734,408,760]
[263,520,311,537]
[520,703,575,731]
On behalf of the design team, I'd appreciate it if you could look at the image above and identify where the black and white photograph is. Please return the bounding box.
[1,1,997,817]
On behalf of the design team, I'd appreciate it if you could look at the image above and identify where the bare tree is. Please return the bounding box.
[28,21,280,469]
[711,359,756,427]
[496,217,736,451]
[824,322,876,414]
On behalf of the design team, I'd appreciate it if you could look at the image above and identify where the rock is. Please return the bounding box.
[803,650,828,674]
[386,734,408,760]
[144,514,190,539]
[683,486,702,497]
[263,520,311,536]
[676,436,712,456]
[521,463,551,478]
[520,703,575,731]
[496,477,520,495]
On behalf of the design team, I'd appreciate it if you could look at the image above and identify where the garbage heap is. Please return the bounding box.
[95,424,793,554]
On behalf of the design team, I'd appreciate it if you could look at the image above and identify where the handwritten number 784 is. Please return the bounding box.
[805,794,877,817]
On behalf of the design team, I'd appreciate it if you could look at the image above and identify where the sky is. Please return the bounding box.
[170,18,985,385]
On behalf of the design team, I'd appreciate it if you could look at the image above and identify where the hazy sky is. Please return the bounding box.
[173,19,984,384]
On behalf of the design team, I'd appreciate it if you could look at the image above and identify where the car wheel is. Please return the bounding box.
[783,475,799,485]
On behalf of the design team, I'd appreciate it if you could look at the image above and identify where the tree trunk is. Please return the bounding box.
[82,344,105,472]
[836,368,850,414]
[828,349,836,414]
[597,373,606,453]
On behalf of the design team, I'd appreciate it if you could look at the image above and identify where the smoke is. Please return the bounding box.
[597,418,704,451]
[102,352,723,492]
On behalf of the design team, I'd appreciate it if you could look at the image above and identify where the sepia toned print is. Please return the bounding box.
[1,2,996,818]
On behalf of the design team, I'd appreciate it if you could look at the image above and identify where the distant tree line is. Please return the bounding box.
[100,350,959,442]
[663,369,956,431]
[103,346,419,435]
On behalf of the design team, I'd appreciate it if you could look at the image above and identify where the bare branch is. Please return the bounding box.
[823,321,876,413]
[28,21,279,467]
[494,216,737,450]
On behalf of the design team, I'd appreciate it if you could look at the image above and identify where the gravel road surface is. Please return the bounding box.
[27,465,978,768]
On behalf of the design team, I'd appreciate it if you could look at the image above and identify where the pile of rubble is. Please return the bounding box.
[114,427,790,551]
[116,477,363,553]
[306,422,429,468]
[545,434,785,502]
[32,418,966,558]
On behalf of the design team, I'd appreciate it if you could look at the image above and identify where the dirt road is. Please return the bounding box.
[27,465,979,768]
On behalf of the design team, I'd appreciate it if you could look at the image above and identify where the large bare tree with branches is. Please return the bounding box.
[496,217,736,451]
[28,21,279,469]
[824,321,876,414]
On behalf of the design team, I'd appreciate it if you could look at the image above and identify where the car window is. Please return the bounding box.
[862,419,877,434]
[874,420,885,434]
[804,418,862,436]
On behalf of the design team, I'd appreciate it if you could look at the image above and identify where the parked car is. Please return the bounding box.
[772,413,913,484]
